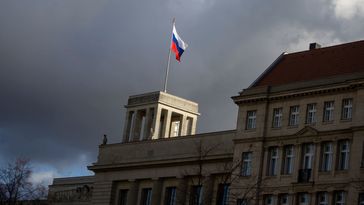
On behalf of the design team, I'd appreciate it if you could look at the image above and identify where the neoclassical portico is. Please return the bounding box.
[122,91,199,142]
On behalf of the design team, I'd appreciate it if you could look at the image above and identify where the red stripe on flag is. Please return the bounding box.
[171,42,181,62]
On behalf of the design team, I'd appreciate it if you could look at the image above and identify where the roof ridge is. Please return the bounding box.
[285,39,364,57]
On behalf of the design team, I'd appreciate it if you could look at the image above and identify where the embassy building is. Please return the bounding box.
[49,40,364,205]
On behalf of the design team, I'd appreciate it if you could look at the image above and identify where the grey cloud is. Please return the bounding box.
[0,0,363,179]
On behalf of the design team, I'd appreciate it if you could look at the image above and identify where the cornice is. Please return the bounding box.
[233,74,364,105]
[234,126,364,144]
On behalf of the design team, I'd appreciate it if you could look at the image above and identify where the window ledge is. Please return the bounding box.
[287,125,299,129]
[340,119,352,123]
[322,121,334,125]
[318,171,332,175]
[244,128,256,133]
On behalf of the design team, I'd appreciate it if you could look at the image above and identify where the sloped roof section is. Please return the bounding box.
[252,40,364,87]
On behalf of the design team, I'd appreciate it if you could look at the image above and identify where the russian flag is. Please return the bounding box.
[171,24,188,62]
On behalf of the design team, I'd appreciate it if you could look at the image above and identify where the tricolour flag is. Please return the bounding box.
[171,24,188,62]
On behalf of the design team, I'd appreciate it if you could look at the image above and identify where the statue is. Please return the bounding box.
[102,134,107,145]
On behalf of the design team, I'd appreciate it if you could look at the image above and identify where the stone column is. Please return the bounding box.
[123,111,134,142]
[127,180,139,205]
[131,109,142,141]
[142,108,150,140]
[181,115,187,136]
[151,106,162,139]
[122,111,130,142]
[163,110,172,138]
[191,116,197,135]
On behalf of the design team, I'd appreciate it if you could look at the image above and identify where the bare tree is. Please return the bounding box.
[178,140,264,205]
[0,158,47,205]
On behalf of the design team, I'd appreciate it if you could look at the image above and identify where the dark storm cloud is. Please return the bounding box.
[0,0,363,180]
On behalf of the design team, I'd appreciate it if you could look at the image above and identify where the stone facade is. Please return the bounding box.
[48,41,364,205]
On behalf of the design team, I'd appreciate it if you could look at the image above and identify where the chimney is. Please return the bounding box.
[309,42,321,50]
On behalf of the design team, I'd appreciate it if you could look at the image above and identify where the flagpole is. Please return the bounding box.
[163,18,175,93]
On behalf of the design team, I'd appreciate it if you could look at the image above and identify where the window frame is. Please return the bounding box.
[190,185,203,205]
[334,191,346,205]
[164,187,177,205]
[317,192,328,205]
[323,101,334,122]
[289,105,299,126]
[264,195,274,205]
[302,143,314,169]
[216,183,230,205]
[320,142,333,172]
[341,98,353,120]
[298,193,310,205]
[246,110,257,130]
[268,147,279,176]
[306,103,317,124]
[241,152,253,176]
[338,140,350,170]
[140,188,152,205]
[118,189,128,205]
[272,107,283,128]
[278,194,289,205]
[282,145,294,175]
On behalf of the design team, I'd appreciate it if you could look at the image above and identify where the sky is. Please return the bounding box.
[1,0,364,186]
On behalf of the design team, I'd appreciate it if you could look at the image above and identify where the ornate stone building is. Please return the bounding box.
[48,40,364,205]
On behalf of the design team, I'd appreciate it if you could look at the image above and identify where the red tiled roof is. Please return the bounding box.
[253,40,364,87]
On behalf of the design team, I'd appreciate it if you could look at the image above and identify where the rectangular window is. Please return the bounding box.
[118,189,128,205]
[278,194,289,205]
[317,192,328,205]
[302,143,314,169]
[334,191,346,205]
[272,108,283,128]
[282,145,294,175]
[164,187,176,205]
[241,152,252,176]
[216,184,230,205]
[289,105,299,126]
[298,193,309,205]
[338,140,350,170]
[246,111,257,129]
[190,185,203,205]
[359,193,364,205]
[306,103,317,124]
[320,142,333,172]
[268,147,279,176]
[323,101,334,122]
[264,195,274,205]
[140,188,152,205]
[341,98,353,120]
